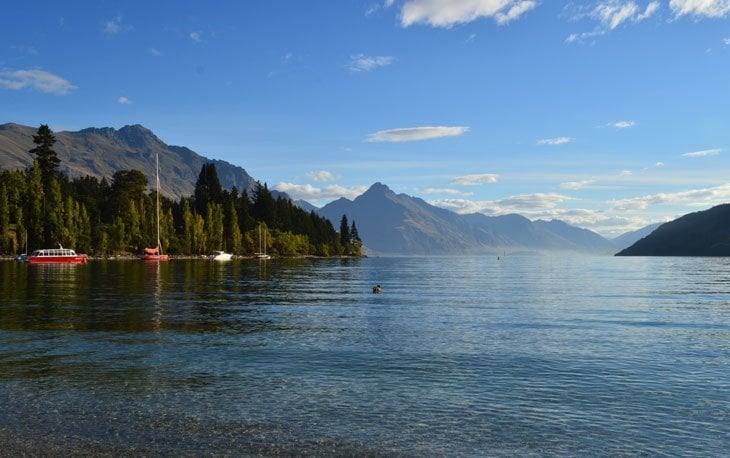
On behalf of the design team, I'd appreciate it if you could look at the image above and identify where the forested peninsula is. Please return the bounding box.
[0,125,362,258]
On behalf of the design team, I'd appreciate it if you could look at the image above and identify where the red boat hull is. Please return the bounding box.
[28,255,87,264]
[140,254,170,261]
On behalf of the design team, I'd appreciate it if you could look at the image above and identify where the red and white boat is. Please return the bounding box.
[28,245,88,264]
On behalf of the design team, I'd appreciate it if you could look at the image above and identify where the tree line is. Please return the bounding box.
[0,124,363,257]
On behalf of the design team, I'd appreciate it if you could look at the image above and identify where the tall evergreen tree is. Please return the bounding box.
[251,182,276,224]
[339,214,350,248]
[350,221,361,243]
[29,124,60,187]
[194,163,223,215]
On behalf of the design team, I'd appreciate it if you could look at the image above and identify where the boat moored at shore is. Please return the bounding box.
[210,251,233,261]
[27,246,87,264]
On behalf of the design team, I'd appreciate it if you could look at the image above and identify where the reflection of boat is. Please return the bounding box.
[210,250,233,261]
[254,225,270,260]
[141,153,170,261]
[28,245,87,264]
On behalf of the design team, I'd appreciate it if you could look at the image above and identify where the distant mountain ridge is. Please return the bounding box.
[611,222,662,251]
[0,122,263,199]
[318,183,618,255]
[617,204,730,256]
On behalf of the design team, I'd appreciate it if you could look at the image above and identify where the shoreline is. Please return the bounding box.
[1,254,367,261]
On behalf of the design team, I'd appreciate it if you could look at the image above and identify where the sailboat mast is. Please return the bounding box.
[156,153,161,252]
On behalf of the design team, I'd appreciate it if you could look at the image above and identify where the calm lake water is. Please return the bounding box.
[0,256,728,455]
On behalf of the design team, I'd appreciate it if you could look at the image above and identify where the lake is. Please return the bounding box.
[0,256,728,455]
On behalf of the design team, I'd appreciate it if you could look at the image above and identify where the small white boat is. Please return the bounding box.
[210,250,233,261]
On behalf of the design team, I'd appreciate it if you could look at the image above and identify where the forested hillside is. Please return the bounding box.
[0,125,362,257]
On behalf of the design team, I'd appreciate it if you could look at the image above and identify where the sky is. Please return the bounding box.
[1,0,729,237]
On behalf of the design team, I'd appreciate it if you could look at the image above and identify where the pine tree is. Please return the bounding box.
[29,124,60,187]
[339,214,350,249]
[194,163,223,215]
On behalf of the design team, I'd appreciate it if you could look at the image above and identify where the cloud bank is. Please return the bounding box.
[275,183,368,201]
[611,183,730,211]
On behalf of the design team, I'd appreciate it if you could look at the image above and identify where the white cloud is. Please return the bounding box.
[306,170,337,182]
[148,47,163,57]
[611,182,730,211]
[594,1,639,29]
[189,31,202,43]
[103,16,131,34]
[0,69,75,95]
[725,37,730,45]
[274,182,368,201]
[593,1,660,29]
[638,1,661,19]
[682,148,721,157]
[669,0,730,18]
[619,170,633,176]
[537,136,572,145]
[367,126,470,142]
[655,162,665,167]
[400,0,537,28]
[610,120,637,128]
[450,173,499,186]
[117,96,132,105]
[560,180,595,190]
[348,54,396,72]
[568,1,659,43]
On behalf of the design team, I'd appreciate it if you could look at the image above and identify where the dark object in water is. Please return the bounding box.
[373,284,382,294]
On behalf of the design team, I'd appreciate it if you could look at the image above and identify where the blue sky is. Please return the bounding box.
[1,0,729,236]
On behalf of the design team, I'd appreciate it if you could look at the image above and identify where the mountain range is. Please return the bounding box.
[0,123,260,199]
[317,182,636,255]
[2,122,663,256]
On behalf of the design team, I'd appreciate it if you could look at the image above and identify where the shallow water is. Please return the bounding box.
[0,256,728,455]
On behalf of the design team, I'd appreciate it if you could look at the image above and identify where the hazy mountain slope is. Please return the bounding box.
[611,222,663,252]
[616,205,730,256]
[533,219,616,254]
[461,214,614,254]
[0,123,260,199]
[318,183,510,255]
[294,199,318,213]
